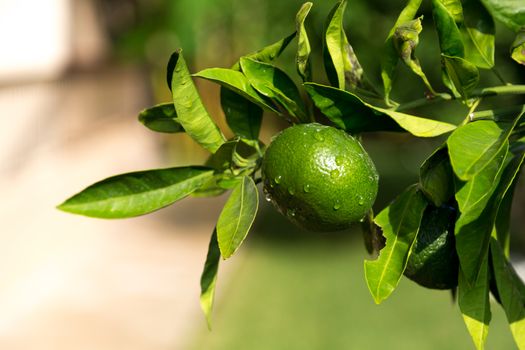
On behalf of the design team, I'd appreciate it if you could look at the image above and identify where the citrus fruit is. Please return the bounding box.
[261,123,379,232]
[404,205,459,289]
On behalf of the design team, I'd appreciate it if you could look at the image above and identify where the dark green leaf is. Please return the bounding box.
[393,17,437,94]
[461,0,496,69]
[200,229,221,329]
[58,167,214,218]
[138,103,184,133]
[217,176,259,259]
[490,238,525,348]
[432,0,465,57]
[364,185,428,304]
[419,146,454,206]
[511,29,525,66]
[458,255,491,350]
[168,50,226,153]
[324,0,367,91]
[361,209,386,258]
[480,0,525,31]
[442,55,480,99]
[304,83,456,137]
[220,89,263,139]
[448,120,513,181]
[240,57,308,123]
[296,2,313,82]
[193,68,278,113]
[381,0,423,104]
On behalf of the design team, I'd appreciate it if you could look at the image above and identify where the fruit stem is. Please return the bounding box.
[395,84,525,112]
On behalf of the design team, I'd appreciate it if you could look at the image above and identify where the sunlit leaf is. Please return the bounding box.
[217,176,259,259]
[511,29,525,66]
[296,2,313,81]
[432,0,465,57]
[364,185,427,304]
[461,0,495,69]
[304,83,456,137]
[459,256,491,350]
[381,0,423,104]
[442,55,480,99]
[138,103,184,133]
[491,238,525,349]
[58,167,214,218]
[480,0,525,31]
[167,50,226,153]
[200,229,221,329]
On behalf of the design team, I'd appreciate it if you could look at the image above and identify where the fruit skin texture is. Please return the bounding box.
[261,123,379,232]
[404,205,459,290]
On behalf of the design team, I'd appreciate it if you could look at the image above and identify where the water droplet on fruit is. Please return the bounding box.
[180,80,187,85]
[274,175,282,184]
[314,132,324,141]
[288,187,295,195]
[335,156,344,166]
[303,184,311,193]
[333,200,341,210]
[358,196,364,205]
[330,169,340,179]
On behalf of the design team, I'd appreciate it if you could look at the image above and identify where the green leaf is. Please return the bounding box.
[419,146,454,206]
[138,103,184,133]
[461,0,496,69]
[381,0,423,104]
[200,229,221,329]
[296,2,313,82]
[324,0,367,91]
[193,68,279,114]
[490,238,525,349]
[220,88,263,140]
[437,0,465,24]
[168,50,226,153]
[217,176,259,259]
[240,57,307,123]
[480,0,525,31]
[58,167,214,218]
[237,32,297,69]
[459,255,491,350]
[432,0,465,57]
[304,83,456,137]
[448,120,512,181]
[442,55,480,99]
[364,185,428,304]
[511,29,525,66]
[393,17,437,94]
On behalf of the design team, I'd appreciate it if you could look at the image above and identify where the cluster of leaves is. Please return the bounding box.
[59,0,525,347]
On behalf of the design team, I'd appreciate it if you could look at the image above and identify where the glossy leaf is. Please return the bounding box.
[193,68,278,113]
[432,0,465,57]
[200,229,221,329]
[381,0,423,104]
[168,50,226,153]
[304,83,456,137]
[58,167,214,218]
[480,0,525,31]
[448,120,511,181]
[296,2,313,81]
[138,103,184,133]
[217,176,259,259]
[393,17,436,94]
[442,55,480,99]
[240,57,307,122]
[459,256,491,350]
[511,29,525,66]
[364,185,427,304]
[324,0,367,91]
[491,238,525,349]
[438,0,465,24]
[419,146,454,206]
[461,0,496,69]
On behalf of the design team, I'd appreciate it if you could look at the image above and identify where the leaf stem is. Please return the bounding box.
[395,84,525,112]
[470,105,525,122]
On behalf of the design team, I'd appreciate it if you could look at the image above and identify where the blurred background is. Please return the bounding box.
[0,0,524,349]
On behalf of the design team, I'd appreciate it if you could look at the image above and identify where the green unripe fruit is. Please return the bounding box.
[261,123,379,232]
